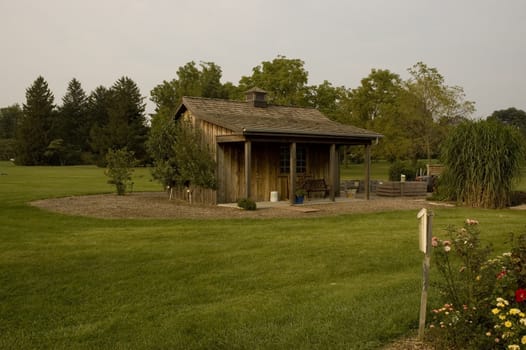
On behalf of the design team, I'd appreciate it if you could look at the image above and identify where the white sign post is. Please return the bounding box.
[417,208,433,341]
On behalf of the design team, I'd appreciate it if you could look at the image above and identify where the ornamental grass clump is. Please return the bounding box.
[439,119,525,208]
[428,220,526,349]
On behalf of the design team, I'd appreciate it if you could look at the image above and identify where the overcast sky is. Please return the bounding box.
[1,0,525,118]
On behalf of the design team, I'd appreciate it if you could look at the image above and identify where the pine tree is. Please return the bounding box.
[16,76,55,165]
[58,79,88,148]
[49,78,89,164]
[90,77,148,165]
[87,86,111,164]
[0,104,22,139]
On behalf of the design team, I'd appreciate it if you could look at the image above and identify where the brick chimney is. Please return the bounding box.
[245,87,268,108]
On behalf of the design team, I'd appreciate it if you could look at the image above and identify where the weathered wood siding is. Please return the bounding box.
[175,111,234,204]
[217,142,245,203]
[252,143,281,201]
[215,142,336,203]
[307,144,331,179]
[183,111,234,155]
[178,111,339,204]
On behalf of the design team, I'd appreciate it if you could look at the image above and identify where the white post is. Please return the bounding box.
[417,208,433,341]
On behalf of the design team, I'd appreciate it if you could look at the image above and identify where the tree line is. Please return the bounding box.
[0,76,147,166]
[1,55,525,165]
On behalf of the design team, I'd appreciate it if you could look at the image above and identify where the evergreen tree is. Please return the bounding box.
[58,79,88,148]
[16,76,55,165]
[90,77,148,165]
[87,86,111,163]
[48,78,89,164]
[0,104,22,161]
[0,104,22,139]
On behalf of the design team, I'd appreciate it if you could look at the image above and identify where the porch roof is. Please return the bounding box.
[175,96,382,143]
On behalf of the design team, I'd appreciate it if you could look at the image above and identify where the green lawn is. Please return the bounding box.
[341,160,526,191]
[1,161,525,349]
[340,161,391,181]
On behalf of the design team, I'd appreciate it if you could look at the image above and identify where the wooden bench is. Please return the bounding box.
[302,179,329,198]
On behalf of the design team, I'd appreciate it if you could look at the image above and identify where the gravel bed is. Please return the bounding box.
[31,192,438,219]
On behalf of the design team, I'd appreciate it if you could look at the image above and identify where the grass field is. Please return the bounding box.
[341,161,526,191]
[1,161,525,349]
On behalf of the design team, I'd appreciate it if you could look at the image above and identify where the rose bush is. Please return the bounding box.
[428,219,526,349]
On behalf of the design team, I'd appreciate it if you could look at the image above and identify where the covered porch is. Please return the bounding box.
[216,132,376,204]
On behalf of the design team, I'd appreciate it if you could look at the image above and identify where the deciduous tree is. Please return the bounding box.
[146,115,216,198]
[309,81,352,123]
[146,112,179,189]
[400,62,474,161]
[348,69,406,160]
[150,61,236,118]
[239,55,310,106]
[488,107,526,138]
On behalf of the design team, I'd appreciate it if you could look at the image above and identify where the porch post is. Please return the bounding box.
[289,142,297,204]
[245,140,252,199]
[364,143,371,200]
[216,143,224,204]
[329,143,336,201]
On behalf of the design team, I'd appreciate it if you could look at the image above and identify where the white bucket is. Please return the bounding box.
[270,191,279,202]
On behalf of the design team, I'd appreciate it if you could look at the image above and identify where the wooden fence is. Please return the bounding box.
[376,181,428,197]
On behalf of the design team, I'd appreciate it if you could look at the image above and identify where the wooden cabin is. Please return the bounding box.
[173,88,382,204]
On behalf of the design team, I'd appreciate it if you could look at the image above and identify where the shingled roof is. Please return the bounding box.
[175,96,382,141]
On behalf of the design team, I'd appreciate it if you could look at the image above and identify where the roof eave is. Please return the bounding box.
[242,129,383,141]
[174,100,187,120]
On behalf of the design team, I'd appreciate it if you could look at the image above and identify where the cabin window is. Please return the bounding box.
[279,144,306,174]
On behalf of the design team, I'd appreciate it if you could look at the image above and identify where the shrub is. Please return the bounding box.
[105,148,137,195]
[295,188,307,197]
[0,138,16,161]
[388,160,425,181]
[237,198,257,211]
[428,220,526,349]
[510,191,526,207]
[147,116,217,194]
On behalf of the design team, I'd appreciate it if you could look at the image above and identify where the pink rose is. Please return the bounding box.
[466,218,479,225]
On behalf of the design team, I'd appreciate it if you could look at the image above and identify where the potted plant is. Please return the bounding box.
[294,188,307,204]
